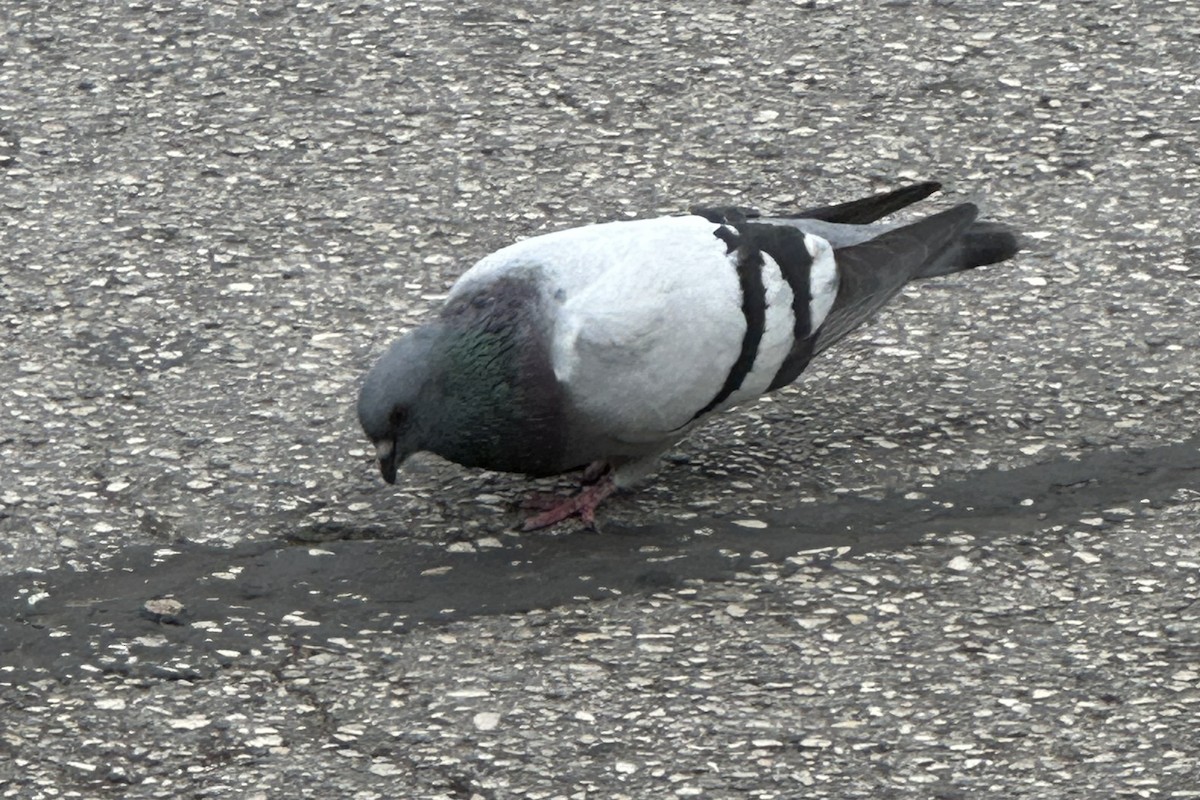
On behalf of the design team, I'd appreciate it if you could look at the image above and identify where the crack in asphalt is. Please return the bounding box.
[2,438,1198,683]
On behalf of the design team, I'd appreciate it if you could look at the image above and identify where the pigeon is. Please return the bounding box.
[357,181,1020,529]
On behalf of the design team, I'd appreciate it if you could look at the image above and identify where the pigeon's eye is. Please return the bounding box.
[389,406,408,429]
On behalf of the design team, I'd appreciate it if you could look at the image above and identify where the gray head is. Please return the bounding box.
[356,323,445,483]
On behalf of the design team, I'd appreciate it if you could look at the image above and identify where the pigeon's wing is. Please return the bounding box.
[548,216,839,446]
[453,192,1015,451]
[453,216,749,448]
[624,203,983,398]
[546,217,748,444]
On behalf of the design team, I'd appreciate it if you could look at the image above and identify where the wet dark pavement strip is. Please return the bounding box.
[3,438,1197,684]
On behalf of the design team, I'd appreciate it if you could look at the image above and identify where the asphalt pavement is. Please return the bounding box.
[2,1,1198,797]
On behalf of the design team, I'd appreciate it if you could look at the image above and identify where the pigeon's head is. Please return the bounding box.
[357,324,443,484]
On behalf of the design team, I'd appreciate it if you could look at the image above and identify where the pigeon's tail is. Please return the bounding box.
[915,220,1021,279]
[813,203,1019,354]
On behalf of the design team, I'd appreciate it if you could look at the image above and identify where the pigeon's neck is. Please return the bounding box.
[425,308,567,476]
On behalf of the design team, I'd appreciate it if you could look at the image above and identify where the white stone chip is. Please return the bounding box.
[168,715,211,730]
[947,556,974,572]
[472,711,501,731]
[369,762,405,777]
[246,734,284,748]
[753,739,784,748]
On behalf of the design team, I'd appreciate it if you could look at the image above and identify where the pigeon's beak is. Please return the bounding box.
[376,440,399,485]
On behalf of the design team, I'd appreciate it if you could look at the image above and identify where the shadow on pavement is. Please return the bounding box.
[2,438,1197,683]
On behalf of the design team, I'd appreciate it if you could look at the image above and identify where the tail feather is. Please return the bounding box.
[917,221,1021,278]
[689,181,943,227]
[813,203,981,354]
[791,181,943,224]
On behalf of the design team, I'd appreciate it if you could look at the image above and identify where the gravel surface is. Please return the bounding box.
[2,1,1198,798]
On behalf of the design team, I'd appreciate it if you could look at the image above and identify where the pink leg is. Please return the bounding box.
[580,459,610,485]
[521,476,617,531]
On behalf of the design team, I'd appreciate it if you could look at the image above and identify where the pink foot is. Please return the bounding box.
[521,476,617,531]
